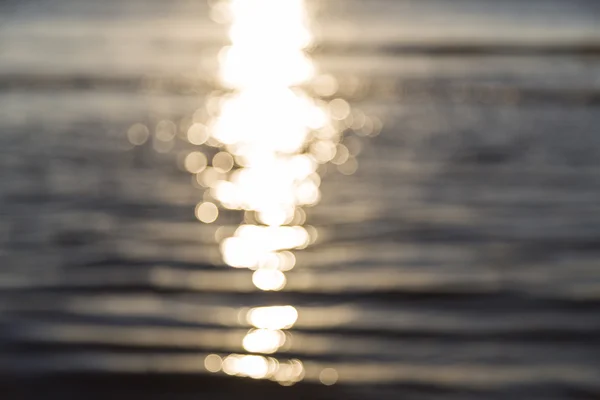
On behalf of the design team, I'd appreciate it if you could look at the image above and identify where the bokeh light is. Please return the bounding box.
[184,152,208,173]
[187,123,209,145]
[194,0,358,296]
[219,354,304,385]
[155,120,177,142]
[204,354,223,373]
[195,202,219,224]
[252,270,287,291]
[319,368,339,386]
[127,123,150,146]
[246,306,298,330]
[242,329,286,354]
[182,0,375,383]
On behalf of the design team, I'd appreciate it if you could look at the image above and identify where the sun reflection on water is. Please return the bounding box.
[188,0,367,385]
[116,0,383,385]
[200,0,341,290]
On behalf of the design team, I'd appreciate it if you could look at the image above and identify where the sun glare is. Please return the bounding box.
[202,0,341,291]
[189,0,370,385]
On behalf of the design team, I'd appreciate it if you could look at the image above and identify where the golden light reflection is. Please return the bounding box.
[252,269,287,291]
[195,202,219,224]
[184,152,208,174]
[247,306,298,330]
[242,328,286,354]
[204,354,223,373]
[221,0,313,89]
[203,0,333,271]
[185,0,378,384]
[187,123,209,145]
[220,225,308,270]
[222,354,270,379]
[218,354,304,384]
[241,305,298,362]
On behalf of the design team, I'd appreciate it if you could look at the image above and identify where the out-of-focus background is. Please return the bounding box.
[1,0,600,399]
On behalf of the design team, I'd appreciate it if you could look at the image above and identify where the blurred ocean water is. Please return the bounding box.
[0,0,599,398]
